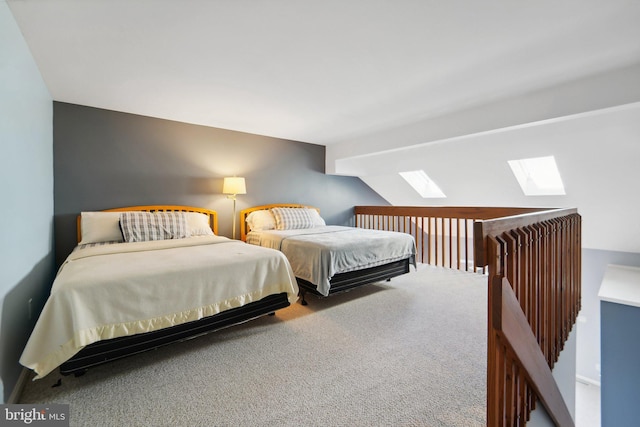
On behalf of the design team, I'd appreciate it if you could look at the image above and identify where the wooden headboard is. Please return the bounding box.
[76,205,218,243]
[239,203,319,242]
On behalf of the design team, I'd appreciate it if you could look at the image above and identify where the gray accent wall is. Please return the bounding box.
[1,3,54,403]
[53,102,387,265]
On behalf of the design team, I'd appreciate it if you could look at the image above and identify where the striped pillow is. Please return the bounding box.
[74,240,121,251]
[271,207,314,230]
[119,211,190,242]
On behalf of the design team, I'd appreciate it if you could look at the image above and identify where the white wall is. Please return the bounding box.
[327,61,640,176]
[528,329,577,426]
[327,63,640,387]
[343,102,640,253]
[327,62,640,254]
[0,1,53,402]
[342,103,640,386]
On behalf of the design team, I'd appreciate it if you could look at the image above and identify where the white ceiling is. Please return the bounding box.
[8,0,640,146]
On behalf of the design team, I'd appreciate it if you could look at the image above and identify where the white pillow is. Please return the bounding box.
[246,210,276,231]
[186,212,215,236]
[79,211,124,244]
[306,208,326,227]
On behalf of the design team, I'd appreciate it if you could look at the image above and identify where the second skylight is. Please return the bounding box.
[508,155,565,196]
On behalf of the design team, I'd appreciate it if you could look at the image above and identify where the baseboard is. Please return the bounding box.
[576,374,601,388]
[6,368,30,404]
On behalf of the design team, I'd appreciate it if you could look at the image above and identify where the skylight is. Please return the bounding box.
[508,156,566,196]
[399,170,446,198]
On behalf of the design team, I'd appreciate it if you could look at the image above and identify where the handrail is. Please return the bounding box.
[355,206,551,272]
[355,205,546,219]
[492,276,574,427]
[483,212,581,426]
[354,205,581,426]
[474,207,578,267]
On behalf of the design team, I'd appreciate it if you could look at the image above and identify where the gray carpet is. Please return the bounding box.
[19,264,488,427]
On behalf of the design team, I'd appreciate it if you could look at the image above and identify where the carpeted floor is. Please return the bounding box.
[19,264,488,427]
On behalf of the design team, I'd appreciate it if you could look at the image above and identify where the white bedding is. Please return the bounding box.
[246,226,416,296]
[20,236,298,379]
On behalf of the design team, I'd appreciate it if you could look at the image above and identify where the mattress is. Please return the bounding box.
[20,236,298,379]
[247,226,416,295]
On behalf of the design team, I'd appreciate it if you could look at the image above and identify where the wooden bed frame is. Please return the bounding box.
[60,205,291,376]
[240,204,413,304]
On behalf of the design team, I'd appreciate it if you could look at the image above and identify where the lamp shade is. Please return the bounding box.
[223,177,246,195]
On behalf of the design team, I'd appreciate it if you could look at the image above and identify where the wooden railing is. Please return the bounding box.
[355,206,544,273]
[355,206,581,426]
[477,209,580,427]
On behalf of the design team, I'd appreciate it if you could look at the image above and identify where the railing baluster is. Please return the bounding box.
[457,218,461,270]
[427,217,432,264]
[420,216,425,264]
[352,206,579,427]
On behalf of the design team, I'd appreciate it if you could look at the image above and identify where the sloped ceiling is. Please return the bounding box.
[7,0,640,252]
[7,0,640,146]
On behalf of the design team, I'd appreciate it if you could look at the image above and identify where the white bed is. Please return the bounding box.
[20,206,298,379]
[241,204,416,303]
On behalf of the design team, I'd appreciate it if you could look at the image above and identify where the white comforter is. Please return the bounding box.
[247,226,416,296]
[20,236,298,379]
